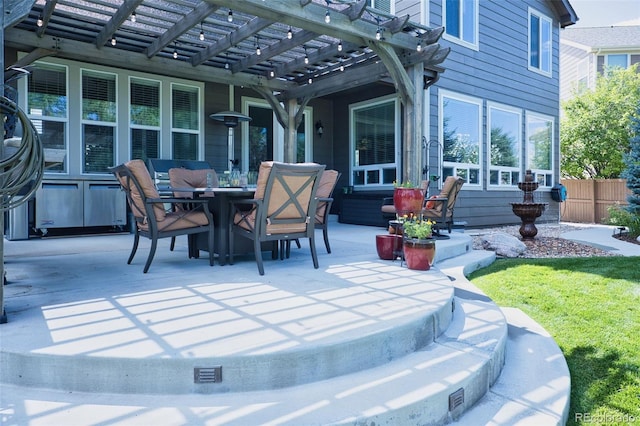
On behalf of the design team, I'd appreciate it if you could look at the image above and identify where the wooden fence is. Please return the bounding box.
[560,179,631,224]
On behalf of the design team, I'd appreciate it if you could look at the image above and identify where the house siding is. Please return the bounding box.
[427,0,562,227]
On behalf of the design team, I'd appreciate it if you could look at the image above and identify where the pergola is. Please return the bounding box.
[1,0,449,321]
[3,0,449,183]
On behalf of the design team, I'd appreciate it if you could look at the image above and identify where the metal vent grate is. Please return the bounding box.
[449,387,464,411]
[194,366,222,383]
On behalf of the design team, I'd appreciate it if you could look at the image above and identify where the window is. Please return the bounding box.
[529,8,552,75]
[130,78,160,161]
[444,0,478,50]
[350,96,399,187]
[607,54,628,69]
[526,112,554,187]
[576,57,589,93]
[82,69,116,173]
[440,91,481,186]
[171,84,200,160]
[487,103,521,188]
[26,62,68,173]
[367,0,392,13]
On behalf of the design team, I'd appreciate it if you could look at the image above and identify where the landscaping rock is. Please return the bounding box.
[481,232,527,258]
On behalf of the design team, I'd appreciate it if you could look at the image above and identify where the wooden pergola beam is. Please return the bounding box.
[95,0,144,48]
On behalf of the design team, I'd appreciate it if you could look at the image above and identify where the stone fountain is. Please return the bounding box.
[511,170,547,239]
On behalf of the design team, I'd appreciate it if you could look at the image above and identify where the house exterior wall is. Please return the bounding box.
[423,0,563,227]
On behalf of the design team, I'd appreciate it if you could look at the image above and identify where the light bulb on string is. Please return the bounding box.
[338,40,342,52]
[287,27,293,39]
[325,9,331,23]
[111,36,116,46]
[131,11,136,23]
[37,15,44,27]
[199,22,205,41]
[227,9,233,22]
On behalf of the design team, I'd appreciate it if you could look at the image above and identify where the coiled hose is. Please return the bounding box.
[1,95,45,211]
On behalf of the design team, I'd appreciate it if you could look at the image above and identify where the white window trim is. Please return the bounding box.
[349,94,400,189]
[528,7,553,77]
[170,82,203,161]
[525,111,555,188]
[442,0,479,51]
[21,60,70,175]
[486,102,522,191]
[439,89,483,190]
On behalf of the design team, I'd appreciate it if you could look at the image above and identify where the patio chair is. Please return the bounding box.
[168,167,218,251]
[290,169,341,254]
[110,160,214,273]
[421,176,464,237]
[228,161,325,275]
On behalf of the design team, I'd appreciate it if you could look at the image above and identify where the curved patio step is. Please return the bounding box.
[0,262,457,395]
[0,295,508,425]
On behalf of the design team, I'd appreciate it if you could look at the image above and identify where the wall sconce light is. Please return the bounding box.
[315,120,324,137]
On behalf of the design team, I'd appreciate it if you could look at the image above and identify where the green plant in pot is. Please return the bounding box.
[401,218,436,271]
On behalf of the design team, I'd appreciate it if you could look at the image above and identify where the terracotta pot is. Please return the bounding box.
[393,188,424,218]
[376,234,402,260]
[403,238,436,270]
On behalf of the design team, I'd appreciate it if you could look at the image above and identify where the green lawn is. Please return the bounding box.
[469,257,640,426]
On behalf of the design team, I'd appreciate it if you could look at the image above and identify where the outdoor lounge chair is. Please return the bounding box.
[228,161,325,275]
[110,159,214,273]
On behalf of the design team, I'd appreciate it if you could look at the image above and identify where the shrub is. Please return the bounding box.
[605,203,640,237]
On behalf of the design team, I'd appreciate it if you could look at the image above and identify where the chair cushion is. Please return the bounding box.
[425,195,440,210]
[169,168,217,198]
[124,159,166,221]
[138,210,210,232]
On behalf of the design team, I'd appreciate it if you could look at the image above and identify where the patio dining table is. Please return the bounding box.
[169,186,256,265]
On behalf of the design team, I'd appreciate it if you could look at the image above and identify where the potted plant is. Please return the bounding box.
[401,217,436,270]
[393,181,424,218]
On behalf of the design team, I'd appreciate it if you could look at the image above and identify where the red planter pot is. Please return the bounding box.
[393,188,424,218]
[376,234,403,260]
[403,238,436,270]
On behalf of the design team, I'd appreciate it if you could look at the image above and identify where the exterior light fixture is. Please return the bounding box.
[338,40,343,52]
[315,121,324,137]
[308,76,313,84]
[37,15,44,27]
[269,69,275,78]
[255,36,261,55]
[325,9,331,23]
[416,42,422,52]
[376,28,382,40]
[304,46,309,65]
[131,11,136,23]
[173,43,178,59]
[227,9,233,22]
[199,22,205,41]
[111,36,116,46]
[287,27,293,39]
[225,61,230,69]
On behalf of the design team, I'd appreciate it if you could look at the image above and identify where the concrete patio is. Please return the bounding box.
[0,218,610,425]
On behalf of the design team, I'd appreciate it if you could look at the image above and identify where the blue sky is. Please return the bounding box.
[570,0,640,27]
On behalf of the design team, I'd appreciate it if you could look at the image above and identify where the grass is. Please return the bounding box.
[469,256,640,426]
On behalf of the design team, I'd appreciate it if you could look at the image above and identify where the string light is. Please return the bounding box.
[173,44,178,59]
[325,9,331,23]
[111,36,116,46]
[199,22,205,41]
[416,42,422,52]
[131,11,136,23]
[287,27,293,39]
[255,36,261,55]
[338,40,342,52]
[227,9,233,22]
[36,15,44,27]
[269,69,275,78]
[304,46,309,65]
[375,28,382,40]
[225,61,230,69]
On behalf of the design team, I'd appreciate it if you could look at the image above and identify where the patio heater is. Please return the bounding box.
[209,111,251,172]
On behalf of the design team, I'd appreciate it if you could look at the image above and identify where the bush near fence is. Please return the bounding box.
[560,179,631,224]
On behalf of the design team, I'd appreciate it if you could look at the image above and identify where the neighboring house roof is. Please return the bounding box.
[561,25,640,50]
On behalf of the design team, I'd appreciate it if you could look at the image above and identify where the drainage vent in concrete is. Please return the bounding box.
[449,387,464,411]
[194,366,222,383]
